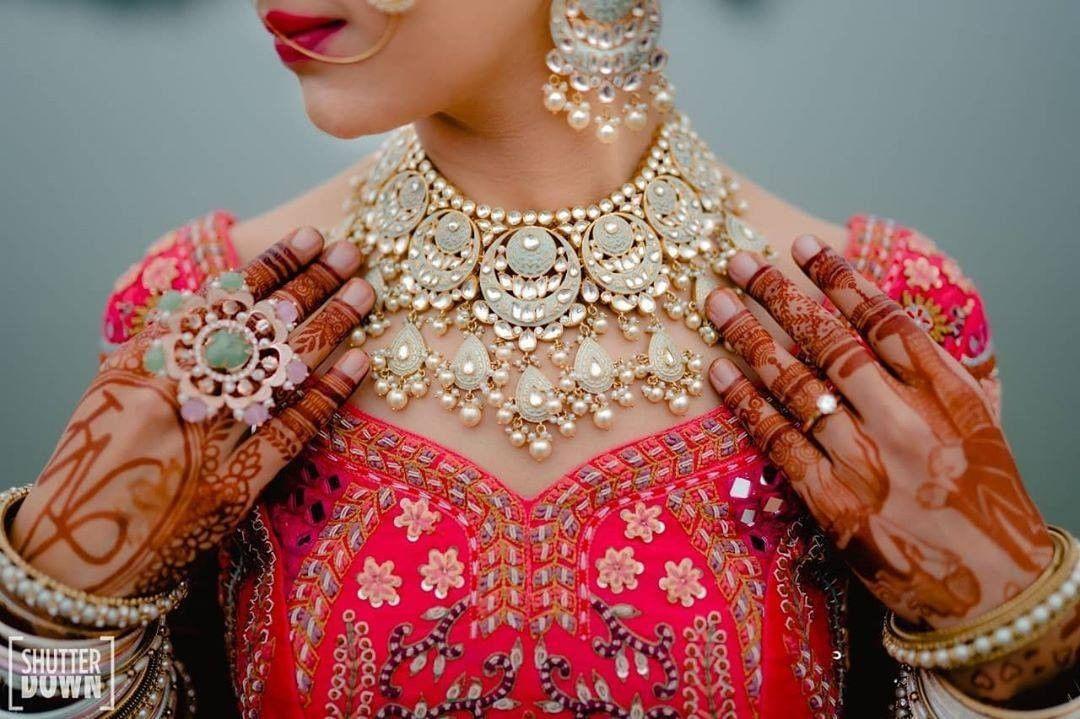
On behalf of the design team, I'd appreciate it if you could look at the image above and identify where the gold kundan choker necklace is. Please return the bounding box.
[331,113,772,461]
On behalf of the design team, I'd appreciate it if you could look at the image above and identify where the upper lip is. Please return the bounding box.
[264,11,345,38]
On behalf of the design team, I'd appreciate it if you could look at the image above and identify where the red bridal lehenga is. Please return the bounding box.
[102,199,997,718]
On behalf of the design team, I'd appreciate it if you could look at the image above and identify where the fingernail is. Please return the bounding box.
[705,289,740,328]
[291,227,322,253]
[709,358,741,391]
[792,235,823,265]
[341,279,373,311]
[325,241,360,274]
[338,349,370,380]
[727,252,761,286]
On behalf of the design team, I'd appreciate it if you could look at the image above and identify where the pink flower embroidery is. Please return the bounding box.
[903,256,942,291]
[394,496,440,541]
[419,547,465,599]
[659,558,707,607]
[620,502,666,543]
[141,256,180,294]
[595,547,644,594]
[356,556,402,608]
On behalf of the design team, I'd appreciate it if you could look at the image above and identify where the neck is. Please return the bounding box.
[412,18,662,211]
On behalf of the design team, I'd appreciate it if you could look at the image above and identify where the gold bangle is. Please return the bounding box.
[883,526,1080,669]
[0,486,188,632]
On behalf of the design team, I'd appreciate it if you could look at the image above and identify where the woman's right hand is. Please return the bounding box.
[11,228,373,597]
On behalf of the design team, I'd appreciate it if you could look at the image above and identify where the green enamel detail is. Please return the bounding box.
[157,291,185,314]
[142,344,166,375]
[217,272,245,292]
[204,330,252,371]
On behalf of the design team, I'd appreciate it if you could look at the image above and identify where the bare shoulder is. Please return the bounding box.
[723,164,848,260]
[229,154,377,264]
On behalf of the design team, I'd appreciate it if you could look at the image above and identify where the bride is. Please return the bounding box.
[4,1,1075,717]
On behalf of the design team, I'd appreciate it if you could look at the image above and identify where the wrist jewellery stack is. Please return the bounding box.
[887,526,1080,718]
[0,486,194,718]
[884,526,1080,670]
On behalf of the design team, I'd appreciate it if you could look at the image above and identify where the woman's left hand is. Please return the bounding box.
[705,235,1070,701]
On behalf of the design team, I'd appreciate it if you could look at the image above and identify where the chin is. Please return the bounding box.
[299,77,424,140]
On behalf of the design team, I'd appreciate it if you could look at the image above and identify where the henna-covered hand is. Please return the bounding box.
[706,235,1067,701]
[12,229,374,598]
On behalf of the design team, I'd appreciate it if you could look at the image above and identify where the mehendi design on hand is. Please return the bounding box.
[708,240,1053,630]
[12,231,373,596]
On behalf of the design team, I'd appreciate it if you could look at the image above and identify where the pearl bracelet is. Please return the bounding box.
[883,526,1080,670]
[0,486,188,632]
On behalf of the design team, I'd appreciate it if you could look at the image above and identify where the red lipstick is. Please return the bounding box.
[264,11,346,64]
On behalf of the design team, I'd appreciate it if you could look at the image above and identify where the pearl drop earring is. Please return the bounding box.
[544,0,674,144]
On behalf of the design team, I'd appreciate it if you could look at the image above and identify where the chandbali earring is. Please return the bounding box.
[543,0,674,144]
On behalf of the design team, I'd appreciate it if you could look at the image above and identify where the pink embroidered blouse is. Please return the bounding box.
[103,212,998,718]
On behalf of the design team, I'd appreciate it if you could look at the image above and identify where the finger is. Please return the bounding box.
[242,350,369,482]
[727,251,882,393]
[706,288,833,427]
[242,227,324,299]
[791,234,948,384]
[708,358,825,482]
[288,278,374,370]
[269,240,362,326]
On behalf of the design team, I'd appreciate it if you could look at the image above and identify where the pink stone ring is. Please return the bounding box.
[141,272,310,428]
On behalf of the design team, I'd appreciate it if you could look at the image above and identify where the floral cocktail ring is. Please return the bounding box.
[141,272,309,427]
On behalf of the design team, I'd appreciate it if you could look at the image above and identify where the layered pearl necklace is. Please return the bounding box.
[332,114,771,461]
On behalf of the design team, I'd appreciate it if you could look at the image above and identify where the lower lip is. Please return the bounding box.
[273,24,345,64]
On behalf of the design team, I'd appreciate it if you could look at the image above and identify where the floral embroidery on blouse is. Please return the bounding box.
[141,255,180,293]
[356,557,402,608]
[102,211,235,349]
[595,547,645,594]
[393,496,440,542]
[620,502,666,543]
[659,558,708,607]
[902,254,942,290]
[418,547,465,599]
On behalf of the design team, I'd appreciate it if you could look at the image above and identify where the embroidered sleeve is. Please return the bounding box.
[101,211,237,352]
[845,215,1000,416]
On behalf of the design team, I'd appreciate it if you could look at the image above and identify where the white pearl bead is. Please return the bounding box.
[625,108,648,131]
[950,644,971,663]
[917,650,933,667]
[559,420,577,438]
[568,106,591,131]
[993,627,1013,647]
[973,635,993,654]
[933,649,950,667]
[508,430,526,447]
[387,389,408,411]
[596,121,618,144]
[1032,606,1051,624]
[1013,616,1034,636]
[544,89,567,113]
[669,394,690,415]
[529,438,553,461]
[593,407,614,430]
[459,403,482,427]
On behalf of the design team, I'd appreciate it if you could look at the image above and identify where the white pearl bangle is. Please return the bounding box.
[0,486,188,632]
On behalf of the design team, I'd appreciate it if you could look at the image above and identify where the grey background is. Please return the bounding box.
[1,1,1077,526]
